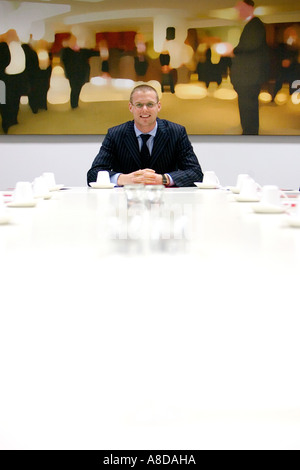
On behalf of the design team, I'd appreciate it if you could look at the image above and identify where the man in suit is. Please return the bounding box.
[87,84,203,187]
[229,0,270,135]
[61,34,100,109]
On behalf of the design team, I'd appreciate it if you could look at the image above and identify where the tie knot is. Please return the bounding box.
[140,134,150,144]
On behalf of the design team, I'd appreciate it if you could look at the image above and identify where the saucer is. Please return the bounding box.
[34,193,52,200]
[235,195,260,202]
[49,184,64,191]
[286,216,300,228]
[251,203,285,214]
[282,190,300,196]
[6,200,37,208]
[90,182,115,189]
[194,182,219,189]
[0,214,11,224]
[228,186,240,194]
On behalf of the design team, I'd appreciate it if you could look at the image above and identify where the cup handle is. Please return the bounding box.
[255,182,262,191]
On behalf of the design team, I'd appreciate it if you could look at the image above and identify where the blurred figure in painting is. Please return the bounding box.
[217,1,270,135]
[61,34,100,109]
[0,29,31,133]
[272,27,299,101]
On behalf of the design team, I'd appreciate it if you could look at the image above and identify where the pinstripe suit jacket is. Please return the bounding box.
[87,118,203,187]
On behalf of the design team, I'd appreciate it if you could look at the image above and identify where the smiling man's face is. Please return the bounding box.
[129,89,161,133]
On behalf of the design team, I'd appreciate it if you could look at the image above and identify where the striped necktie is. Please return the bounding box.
[140,134,150,168]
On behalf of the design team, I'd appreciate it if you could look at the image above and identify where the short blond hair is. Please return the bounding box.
[129,84,159,103]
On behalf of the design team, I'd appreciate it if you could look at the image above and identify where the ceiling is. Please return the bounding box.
[1,0,300,40]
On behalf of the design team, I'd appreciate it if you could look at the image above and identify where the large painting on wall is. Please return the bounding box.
[0,0,300,135]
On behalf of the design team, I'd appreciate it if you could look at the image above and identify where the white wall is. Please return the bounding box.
[0,135,299,190]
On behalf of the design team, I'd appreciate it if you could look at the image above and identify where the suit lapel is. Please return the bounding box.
[124,121,142,168]
[123,119,169,170]
[150,119,169,168]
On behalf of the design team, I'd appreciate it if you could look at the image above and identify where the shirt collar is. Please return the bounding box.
[134,121,157,138]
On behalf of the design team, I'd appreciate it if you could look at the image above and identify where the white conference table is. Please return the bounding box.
[0,186,300,450]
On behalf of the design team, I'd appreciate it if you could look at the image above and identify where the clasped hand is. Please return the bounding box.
[118,169,163,186]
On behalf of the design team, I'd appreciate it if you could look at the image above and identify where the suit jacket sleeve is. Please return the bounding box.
[233,17,266,54]
[167,124,203,187]
[87,130,118,185]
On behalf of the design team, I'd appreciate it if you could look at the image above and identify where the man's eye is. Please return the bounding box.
[134,103,155,108]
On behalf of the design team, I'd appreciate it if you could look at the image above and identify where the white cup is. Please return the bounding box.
[43,172,56,190]
[13,181,34,203]
[33,176,50,199]
[261,185,281,206]
[236,174,250,192]
[239,177,259,197]
[96,171,110,185]
[203,171,220,186]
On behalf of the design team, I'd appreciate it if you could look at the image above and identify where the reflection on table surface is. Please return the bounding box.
[0,186,300,450]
